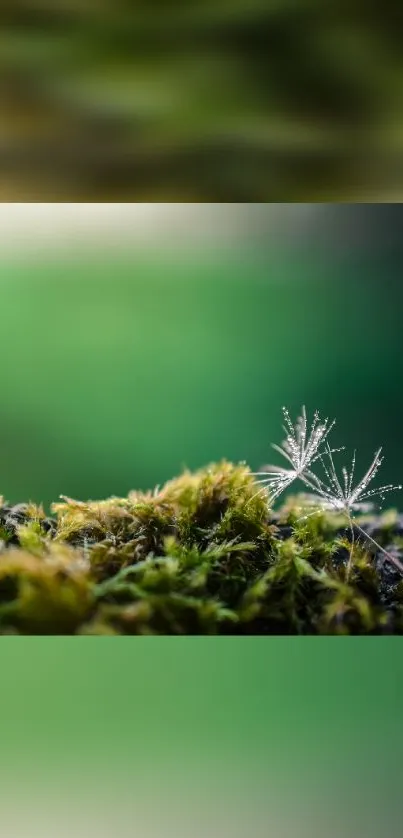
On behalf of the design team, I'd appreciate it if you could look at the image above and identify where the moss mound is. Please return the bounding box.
[1,462,403,634]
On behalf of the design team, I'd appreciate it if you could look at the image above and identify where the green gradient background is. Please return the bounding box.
[0,207,402,835]
[1,639,403,837]
[1,235,403,509]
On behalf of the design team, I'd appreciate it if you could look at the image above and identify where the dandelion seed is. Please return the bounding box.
[301,443,403,577]
[252,406,338,502]
[302,443,401,515]
[251,405,403,579]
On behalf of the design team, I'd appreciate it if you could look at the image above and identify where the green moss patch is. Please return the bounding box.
[1,462,402,634]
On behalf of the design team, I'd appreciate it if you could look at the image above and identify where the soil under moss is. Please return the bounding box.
[1,461,403,634]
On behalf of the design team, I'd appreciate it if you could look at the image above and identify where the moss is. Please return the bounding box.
[1,461,403,634]
[0,545,92,635]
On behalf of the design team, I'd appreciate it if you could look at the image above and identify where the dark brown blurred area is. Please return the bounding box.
[1,0,403,201]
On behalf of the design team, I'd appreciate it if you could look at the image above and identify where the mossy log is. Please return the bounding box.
[1,461,402,634]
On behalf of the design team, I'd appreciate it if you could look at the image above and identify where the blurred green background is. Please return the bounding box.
[1,203,402,510]
[2,638,403,838]
[0,0,403,199]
